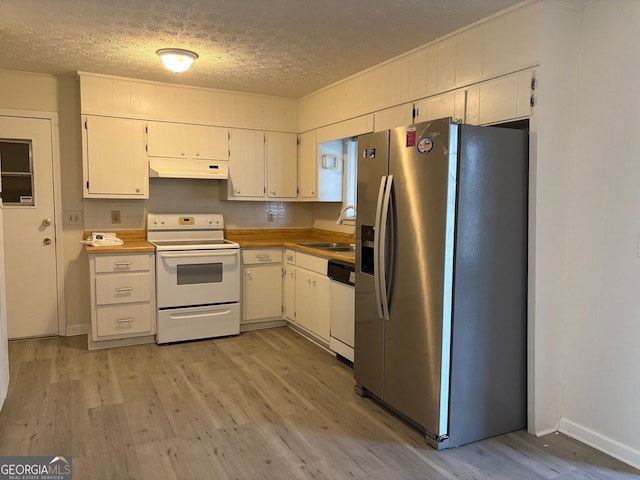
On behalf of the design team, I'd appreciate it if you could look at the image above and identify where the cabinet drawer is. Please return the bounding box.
[94,254,151,273]
[95,272,151,305]
[284,249,296,265]
[296,252,328,275]
[96,303,153,337]
[242,248,283,265]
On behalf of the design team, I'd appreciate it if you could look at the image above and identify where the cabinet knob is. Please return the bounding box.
[181,151,185,156]
[311,191,315,195]
[270,191,276,196]
[235,189,241,194]
[195,152,200,157]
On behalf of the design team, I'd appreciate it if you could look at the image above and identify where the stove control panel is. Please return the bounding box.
[147,213,224,230]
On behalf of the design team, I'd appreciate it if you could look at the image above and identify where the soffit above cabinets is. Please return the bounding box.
[1,0,525,98]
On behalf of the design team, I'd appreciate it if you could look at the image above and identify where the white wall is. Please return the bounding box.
[531,0,581,435]
[555,0,640,467]
[0,70,90,334]
[0,207,9,409]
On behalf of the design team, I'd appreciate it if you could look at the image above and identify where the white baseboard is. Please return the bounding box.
[66,324,90,337]
[532,426,558,438]
[559,417,640,470]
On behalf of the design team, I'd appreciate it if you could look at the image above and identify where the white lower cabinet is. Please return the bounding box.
[89,252,156,347]
[283,250,296,322]
[242,248,283,326]
[294,253,330,342]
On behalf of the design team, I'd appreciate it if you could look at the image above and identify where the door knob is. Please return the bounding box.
[42,218,52,227]
[43,238,52,245]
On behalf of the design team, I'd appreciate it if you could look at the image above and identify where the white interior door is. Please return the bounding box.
[0,115,59,338]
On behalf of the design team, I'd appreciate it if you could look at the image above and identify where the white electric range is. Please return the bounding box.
[147,213,240,344]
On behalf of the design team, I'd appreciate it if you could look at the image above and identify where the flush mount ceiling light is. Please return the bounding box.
[156,48,199,74]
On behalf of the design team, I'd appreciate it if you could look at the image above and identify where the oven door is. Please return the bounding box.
[156,249,240,308]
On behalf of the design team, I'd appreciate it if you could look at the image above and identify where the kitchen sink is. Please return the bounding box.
[298,242,355,252]
[325,245,355,252]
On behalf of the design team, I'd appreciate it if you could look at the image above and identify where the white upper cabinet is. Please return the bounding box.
[130,82,158,118]
[427,90,466,123]
[466,69,535,125]
[409,48,429,100]
[387,57,411,106]
[455,27,483,87]
[298,130,318,200]
[374,103,414,132]
[82,116,148,198]
[265,131,298,199]
[482,4,541,80]
[156,85,188,122]
[79,72,299,132]
[80,75,132,117]
[226,129,265,198]
[222,129,297,200]
[146,122,188,158]
[146,122,228,161]
[188,125,229,161]
[435,38,457,94]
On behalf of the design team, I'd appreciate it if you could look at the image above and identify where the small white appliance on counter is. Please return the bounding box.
[147,213,240,344]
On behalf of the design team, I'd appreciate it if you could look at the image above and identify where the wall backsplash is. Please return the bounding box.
[83,178,315,230]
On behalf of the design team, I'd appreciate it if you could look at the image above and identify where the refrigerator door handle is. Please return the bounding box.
[373,176,387,320]
[378,174,393,321]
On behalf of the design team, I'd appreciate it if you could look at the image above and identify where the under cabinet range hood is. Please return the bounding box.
[149,158,229,180]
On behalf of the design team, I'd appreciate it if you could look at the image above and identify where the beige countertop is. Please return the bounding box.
[83,228,356,263]
[225,228,355,264]
[83,230,155,254]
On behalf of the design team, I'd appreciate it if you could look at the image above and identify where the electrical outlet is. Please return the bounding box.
[267,211,275,222]
[111,210,121,224]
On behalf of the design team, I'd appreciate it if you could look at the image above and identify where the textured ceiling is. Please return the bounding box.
[0,0,527,99]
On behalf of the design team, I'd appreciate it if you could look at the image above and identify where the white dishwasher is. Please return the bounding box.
[328,259,355,362]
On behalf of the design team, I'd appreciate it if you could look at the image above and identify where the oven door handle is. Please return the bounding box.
[159,251,238,258]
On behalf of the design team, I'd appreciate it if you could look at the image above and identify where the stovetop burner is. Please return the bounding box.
[146,213,239,251]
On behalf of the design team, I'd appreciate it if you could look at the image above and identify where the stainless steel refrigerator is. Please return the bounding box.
[354,117,528,449]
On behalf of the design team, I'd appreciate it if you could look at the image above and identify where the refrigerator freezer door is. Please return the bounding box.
[383,118,457,439]
[354,130,389,399]
[447,124,528,447]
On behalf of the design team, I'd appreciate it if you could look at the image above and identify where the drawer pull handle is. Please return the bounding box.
[257,255,271,260]
[115,287,133,293]
[114,262,132,267]
[117,318,134,324]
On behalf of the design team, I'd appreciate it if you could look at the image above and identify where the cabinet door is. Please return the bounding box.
[146,121,188,158]
[413,99,428,123]
[83,116,148,198]
[188,125,228,161]
[242,265,282,322]
[374,104,414,132]
[425,90,466,123]
[265,131,298,198]
[295,269,313,331]
[228,129,265,198]
[408,48,429,100]
[298,130,317,200]
[294,268,330,341]
[312,273,330,342]
[283,265,296,321]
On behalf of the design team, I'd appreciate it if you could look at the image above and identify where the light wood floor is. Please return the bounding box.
[0,327,638,479]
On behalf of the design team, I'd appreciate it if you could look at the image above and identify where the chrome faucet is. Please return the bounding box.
[337,205,356,225]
